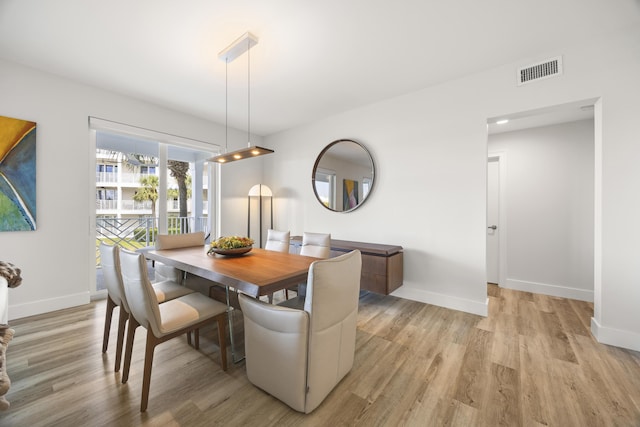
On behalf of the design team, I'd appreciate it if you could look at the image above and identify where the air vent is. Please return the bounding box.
[517,56,563,86]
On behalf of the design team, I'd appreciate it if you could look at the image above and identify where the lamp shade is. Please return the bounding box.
[248,184,272,197]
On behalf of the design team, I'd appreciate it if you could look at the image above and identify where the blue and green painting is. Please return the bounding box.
[0,115,36,231]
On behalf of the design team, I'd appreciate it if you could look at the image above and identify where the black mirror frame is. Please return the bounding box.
[311,139,375,213]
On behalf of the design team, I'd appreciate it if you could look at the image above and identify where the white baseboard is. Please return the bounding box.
[8,291,90,321]
[591,317,640,352]
[504,278,594,302]
[391,285,488,317]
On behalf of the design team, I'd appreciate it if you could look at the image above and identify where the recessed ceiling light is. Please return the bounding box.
[496,119,509,125]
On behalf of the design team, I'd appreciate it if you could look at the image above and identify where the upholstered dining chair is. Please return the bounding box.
[100,242,194,372]
[153,231,206,282]
[153,231,226,302]
[263,229,290,302]
[283,232,331,303]
[119,248,229,412]
[239,250,362,413]
[264,229,290,253]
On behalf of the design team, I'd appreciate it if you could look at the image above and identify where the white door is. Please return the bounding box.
[487,158,500,284]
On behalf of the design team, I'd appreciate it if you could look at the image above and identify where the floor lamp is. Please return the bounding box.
[247,184,273,248]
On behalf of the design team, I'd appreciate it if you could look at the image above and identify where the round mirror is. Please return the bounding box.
[312,139,375,212]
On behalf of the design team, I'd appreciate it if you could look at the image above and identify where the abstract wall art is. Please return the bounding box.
[0,115,36,231]
[343,178,358,211]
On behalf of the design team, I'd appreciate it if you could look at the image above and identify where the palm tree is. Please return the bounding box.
[167,176,191,201]
[168,160,190,231]
[133,175,159,218]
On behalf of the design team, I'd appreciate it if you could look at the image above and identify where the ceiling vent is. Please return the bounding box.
[517,56,563,86]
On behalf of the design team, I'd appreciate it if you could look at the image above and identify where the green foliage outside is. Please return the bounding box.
[132,227,183,242]
[95,237,147,266]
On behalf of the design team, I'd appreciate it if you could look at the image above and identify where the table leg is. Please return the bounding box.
[225,286,245,363]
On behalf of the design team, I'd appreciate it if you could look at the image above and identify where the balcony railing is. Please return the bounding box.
[96,200,206,213]
[96,199,118,210]
[96,216,210,287]
[96,172,118,183]
[120,200,153,211]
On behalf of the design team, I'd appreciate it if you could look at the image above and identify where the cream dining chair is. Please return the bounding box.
[100,242,194,372]
[119,248,229,412]
[283,232,331,305]
[264,229,290,302]
[264,229,290,253]
[153,231,223,306]
[152,231,207,282]
[239,250,362,413]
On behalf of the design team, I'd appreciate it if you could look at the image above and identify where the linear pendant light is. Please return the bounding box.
[209,32,274,164]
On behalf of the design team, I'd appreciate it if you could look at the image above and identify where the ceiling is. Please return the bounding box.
[1,1,638,136]
[487,99,596,135]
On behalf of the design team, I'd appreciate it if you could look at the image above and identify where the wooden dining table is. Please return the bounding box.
[143,245,318,361]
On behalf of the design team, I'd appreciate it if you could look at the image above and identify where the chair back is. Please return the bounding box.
[264,229,290,253]
[304,249,361,412]
[300,232,330,259]
[155,231,205,250]
[119,249,162,335]
[100,243,129,312]
[154,232,205,282]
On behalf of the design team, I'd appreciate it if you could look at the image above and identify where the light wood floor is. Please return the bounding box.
[1,286,640,426]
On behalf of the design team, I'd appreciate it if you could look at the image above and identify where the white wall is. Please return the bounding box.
[489,120,594,301]
[264,26,640,350]
[0,59,261,320]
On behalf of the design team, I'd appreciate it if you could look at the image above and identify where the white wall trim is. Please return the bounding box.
[89,117,220,153]
[391,284,488,316]
[591,317,640,352]
[504,278,593,302]
[592,98,603,322]
[9,292,90,321]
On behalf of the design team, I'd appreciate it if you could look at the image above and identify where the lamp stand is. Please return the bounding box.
[247,184,273,248]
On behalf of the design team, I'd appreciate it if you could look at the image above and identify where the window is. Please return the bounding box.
[97,164,117,173]
[315,168,336,209]
[363,177,372,199]
[96,188,116,200]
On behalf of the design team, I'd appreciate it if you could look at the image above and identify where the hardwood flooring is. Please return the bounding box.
[1,285,640,426]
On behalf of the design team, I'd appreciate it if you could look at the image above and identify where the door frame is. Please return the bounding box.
[487,151,507,288]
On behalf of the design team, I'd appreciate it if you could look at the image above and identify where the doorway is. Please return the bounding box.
[485,99,596,301]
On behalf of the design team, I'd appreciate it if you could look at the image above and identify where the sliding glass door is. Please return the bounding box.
[90,118,218,293]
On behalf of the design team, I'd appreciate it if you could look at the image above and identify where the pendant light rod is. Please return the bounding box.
[225,60,228,153]
[247,35,251,146]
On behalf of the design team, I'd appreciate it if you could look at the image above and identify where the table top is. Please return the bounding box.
[144,246,318,297]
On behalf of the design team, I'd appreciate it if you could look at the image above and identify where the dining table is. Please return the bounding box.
[143,245,318,362]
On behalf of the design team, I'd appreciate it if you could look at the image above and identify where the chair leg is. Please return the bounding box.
[194,328,200,350]
[187,331,192,346]
[114,308,128,372]
[216,314,227,371]
[140,333,158,412]
[122,316,139,384]
[102,295,117,353]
